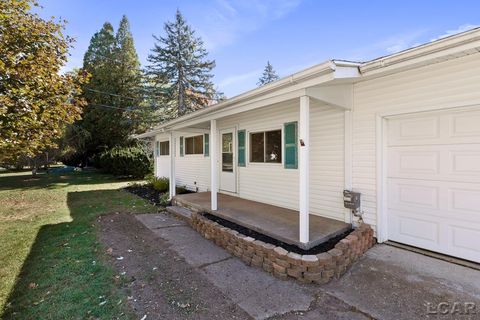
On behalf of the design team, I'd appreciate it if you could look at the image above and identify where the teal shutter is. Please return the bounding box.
[155,141,160,157]
[238,130,246,167]
[204,133,209,157]
[284,122,298,169]
[179,136,184,157]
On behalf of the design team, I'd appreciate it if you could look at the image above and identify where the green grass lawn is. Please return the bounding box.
[0,169,158,319]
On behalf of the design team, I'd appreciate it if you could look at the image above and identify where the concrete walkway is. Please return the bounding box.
[136,213,480,320]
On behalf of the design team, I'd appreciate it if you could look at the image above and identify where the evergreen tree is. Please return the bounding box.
[114,15,142,111]
[257,61,280,86]
[70,16,144,164]
[147,10,216,118]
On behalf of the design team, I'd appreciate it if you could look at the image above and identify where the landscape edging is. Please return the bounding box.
[189,211,375,284]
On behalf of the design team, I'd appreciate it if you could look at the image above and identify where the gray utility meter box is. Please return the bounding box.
[343,190,361,212]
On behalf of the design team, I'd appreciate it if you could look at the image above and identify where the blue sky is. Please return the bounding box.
[37,0,480,97]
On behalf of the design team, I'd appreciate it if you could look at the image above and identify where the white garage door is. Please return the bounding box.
[386,107,480,263]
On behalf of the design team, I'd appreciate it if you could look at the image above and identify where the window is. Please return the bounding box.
[222,132,233,172]
[249,130,282,163]
[159,141,169,155]
[185,135,204,155]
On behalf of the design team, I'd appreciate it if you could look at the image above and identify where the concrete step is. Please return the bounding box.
[166,205,193,222]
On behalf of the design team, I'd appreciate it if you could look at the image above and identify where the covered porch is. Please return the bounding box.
[173,192,351,250]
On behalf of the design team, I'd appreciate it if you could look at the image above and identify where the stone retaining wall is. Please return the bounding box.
[190,212,375,284]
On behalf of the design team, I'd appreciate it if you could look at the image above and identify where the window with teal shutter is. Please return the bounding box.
[284,122,298,169]
[204,133,209,156]
[238,130,246,167]
[179,136,184,157]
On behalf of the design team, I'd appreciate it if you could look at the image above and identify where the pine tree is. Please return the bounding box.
[114,15,142,109]
[71,17,144,164]
[147,10,216,117]
[257,61,280,86]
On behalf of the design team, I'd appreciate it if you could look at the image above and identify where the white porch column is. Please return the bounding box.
[169,131,176,200]
[210,119,218,210]
[299,96,310,243]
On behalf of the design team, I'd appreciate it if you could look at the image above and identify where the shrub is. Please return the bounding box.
[150,177,169,192]
[159,192,170,206]
[97,146,152,178]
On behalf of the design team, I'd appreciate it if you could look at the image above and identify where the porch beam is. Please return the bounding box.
[169,131,176,200]
[210,119,218,210]
[299,95,310,243]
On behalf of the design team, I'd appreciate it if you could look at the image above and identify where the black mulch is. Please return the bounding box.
[124,185,166,206]
[203,212,352,255]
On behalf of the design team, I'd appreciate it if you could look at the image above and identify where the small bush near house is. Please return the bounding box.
[97,146,152,178]
[159,192,170,206]
[150,176,169,192]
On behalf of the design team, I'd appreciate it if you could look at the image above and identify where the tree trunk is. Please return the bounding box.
[31,159,38,176]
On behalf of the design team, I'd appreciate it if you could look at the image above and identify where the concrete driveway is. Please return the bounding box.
[135,213,480,320]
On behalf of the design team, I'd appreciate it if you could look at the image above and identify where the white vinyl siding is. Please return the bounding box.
[175,132,210,192]
[309,102,346,221]
[216,99,346,221]
[154,134,170,178]
[217,100,299,210]
[352,53,480,230]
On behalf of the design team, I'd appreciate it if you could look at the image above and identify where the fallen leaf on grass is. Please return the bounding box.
[106,247,113,254]
[28,283,38,289]
[140,315,147,320]
[99,301,107,306]
[116,256,124,260]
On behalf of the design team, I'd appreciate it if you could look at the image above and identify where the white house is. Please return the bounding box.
[138,27,480,263]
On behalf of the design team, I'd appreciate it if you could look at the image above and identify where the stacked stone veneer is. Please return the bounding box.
[189,211,375,284]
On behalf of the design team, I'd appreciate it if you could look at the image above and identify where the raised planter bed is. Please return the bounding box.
[191,211,375,284]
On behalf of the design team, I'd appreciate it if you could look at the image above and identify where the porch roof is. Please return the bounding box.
[174,192,351,250]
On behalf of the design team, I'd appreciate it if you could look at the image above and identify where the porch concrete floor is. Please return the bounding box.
[174,192,351,250]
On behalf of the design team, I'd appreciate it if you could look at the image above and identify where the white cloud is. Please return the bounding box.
[198,0,302,50]
[430,24,479,42]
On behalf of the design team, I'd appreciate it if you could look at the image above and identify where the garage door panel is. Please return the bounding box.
[387,107,480,263]
[388,212,441,250]
[448,188,480,215]
[388,115,440,145]
[389,145,480,183]
[388,180,440,210]
[450,150,480,175]
[450,225,480,253]
[449,109,480,139]
[390,179,480,221]
[388,148,440,176]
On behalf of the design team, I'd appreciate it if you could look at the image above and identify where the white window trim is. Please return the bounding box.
[183,134,205,156]
[158,140,170,157]
[247,127,283,166]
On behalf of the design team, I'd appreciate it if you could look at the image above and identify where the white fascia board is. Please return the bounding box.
[361,28,480,76]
